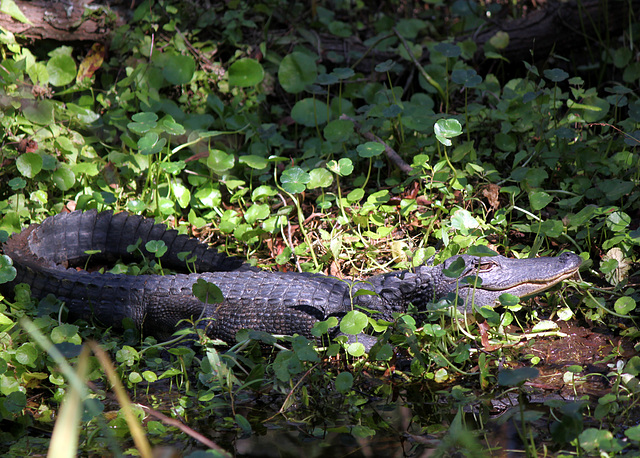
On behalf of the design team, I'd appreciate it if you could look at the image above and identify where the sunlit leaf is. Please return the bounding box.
[434,118,462,146]
[280,167,310,194]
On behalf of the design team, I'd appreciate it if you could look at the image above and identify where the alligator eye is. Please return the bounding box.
[478,262,493,272]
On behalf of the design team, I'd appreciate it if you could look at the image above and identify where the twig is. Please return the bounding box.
[139,405,230,455]
[85,379,230,455]
[339,114,415,175]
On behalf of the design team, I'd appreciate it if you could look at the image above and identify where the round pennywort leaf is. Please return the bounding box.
[339,310,368,335]
[434,118,462,146]
[228,58,265,87]
[16,152,42,178]
[163,54,195,85]
[47,53,76,86]
[529,191,553,211]
[278,52,317,94]
[193,278,224,304]
[280,167,310,194]
[291,98,328,127]
[335,371,354,393]
[614,296,636,315]
[356,142,384,158]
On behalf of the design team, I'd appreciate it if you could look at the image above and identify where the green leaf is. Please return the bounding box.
[142,371,158,383]
[339,310,368,335]
[239,155,268,169]
[66,103,100,123]
[0,255,16,284]
[162,54,195,85]
[244,204,270,224]
[624,356,640,376]
[138,131,166,155]
[291,335,319,362]
[451,69,482,88]
[128,112,158,134]
[4,391,27,414]
[22,100,54,125]
[351,425,376,438]
[16,152,42,178]
[498,293,520,307]
[466,246,498,257]
[160,117,186,135]
[373,344,393,361]
[625,425,640,441]
[192,278,224,305]
[450,209,479,232]
[434,42,461,58]
[251,185,277,201]
[331,67,354,80]
[544,68,569,82]
[145,240,167,258]
[598,179,635,202]
[172,183,190,209]
[291,98,329,127]
[375,60,395,72]
[52,165,75,191]
[396,18,426,39]
[495,132,516,152]
[346,188,364,202]
[51,324,81,344]
[356,141,384,158]
[15,343,38,366]
[317,73,338,85]
[498,367,539,386]
[235,414,252,434]
[614,296,636,315]
[324,119,354,142]
[434,118,462,146]
[578,429,617,453]
[335,372,354,393]
[488,31,509,50]
[443,256,466,278]
[0,0,31,24]
[280,167,310,194]
[328,20,352,37]
[278,52,317,94]
[311,317,339,337]
[326,158,353,176]
[529,191,553,211]
[228,58,264,87]
[47,53,76,86]
[8,177,26,190]
[206,149,235,173]
[307,168,333,189]
[347,342,366,357]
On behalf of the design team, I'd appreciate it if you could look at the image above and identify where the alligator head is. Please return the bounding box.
[427,252,582,311]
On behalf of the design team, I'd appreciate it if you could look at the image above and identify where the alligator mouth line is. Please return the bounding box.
[458,265,581,299]
[493,268,581,291]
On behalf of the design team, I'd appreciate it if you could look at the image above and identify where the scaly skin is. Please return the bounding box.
[1,210,582,342]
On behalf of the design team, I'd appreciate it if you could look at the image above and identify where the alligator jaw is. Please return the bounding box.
[486,267,581,298]
[440,252,582,310]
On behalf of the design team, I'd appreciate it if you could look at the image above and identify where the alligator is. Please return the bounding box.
[1,210,582,344]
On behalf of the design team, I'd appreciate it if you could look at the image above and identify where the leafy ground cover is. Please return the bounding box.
[0,1,639,456]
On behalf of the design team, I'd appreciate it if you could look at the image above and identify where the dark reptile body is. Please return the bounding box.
[2,210,440,341]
